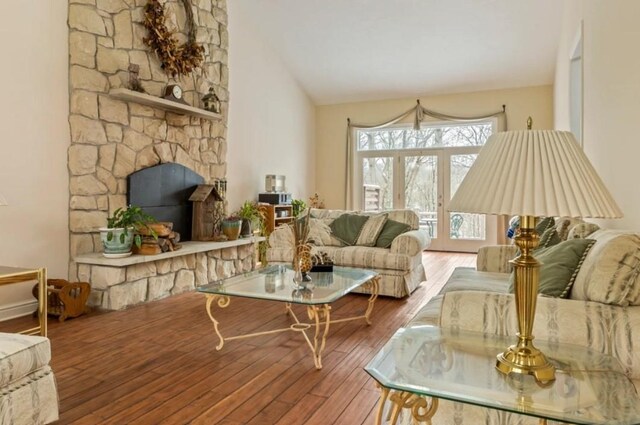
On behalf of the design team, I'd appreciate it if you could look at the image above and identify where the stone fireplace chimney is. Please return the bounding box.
[66,0,255,311]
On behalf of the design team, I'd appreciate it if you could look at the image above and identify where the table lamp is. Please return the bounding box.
[0,194,7,206]
[448,127,622,383]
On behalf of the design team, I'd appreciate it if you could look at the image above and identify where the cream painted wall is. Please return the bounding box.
[316,86,554,209]
[0,3,69,318]
[227,2,315,212]
[554,1,640,230]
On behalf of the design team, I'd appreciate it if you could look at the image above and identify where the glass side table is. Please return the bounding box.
[365,325,640,425]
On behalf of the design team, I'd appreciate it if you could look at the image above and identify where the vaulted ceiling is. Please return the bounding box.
[234,0,564,105]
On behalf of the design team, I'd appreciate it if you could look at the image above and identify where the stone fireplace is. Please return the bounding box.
[67,0,258,310]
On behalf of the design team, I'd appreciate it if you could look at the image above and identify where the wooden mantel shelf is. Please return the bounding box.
[110,88,222,121]
[74,237,265,267]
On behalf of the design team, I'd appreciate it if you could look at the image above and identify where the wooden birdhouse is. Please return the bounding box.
[189,184,223,241]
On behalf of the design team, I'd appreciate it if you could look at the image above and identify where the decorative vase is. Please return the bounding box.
[221,219,242,241]
[292,243,313,289]
[240,218,253,238]
[99,227,134,257]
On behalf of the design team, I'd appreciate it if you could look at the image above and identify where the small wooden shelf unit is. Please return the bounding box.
[260,204,294,234]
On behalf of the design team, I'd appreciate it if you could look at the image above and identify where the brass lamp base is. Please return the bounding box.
[496,341,556,384]
[496,215,556,385]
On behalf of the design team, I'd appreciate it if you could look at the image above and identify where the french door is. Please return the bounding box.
[357,121,497,252]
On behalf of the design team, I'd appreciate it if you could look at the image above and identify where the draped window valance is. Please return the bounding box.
[346,100,507,209]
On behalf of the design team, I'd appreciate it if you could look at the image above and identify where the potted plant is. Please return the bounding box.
[291,199,307,217]
[237,201,265,238]
[221,215,242,241]
[99,205,156,258]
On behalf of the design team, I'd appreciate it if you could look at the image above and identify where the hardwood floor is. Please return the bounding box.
[1,251,475,424]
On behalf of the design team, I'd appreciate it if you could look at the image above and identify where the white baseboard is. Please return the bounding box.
[0,300,38,322]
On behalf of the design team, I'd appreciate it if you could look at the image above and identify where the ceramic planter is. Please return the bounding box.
[99,227,134,257]
[221,219,242,241]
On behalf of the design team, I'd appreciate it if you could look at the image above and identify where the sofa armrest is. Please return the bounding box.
[267,225,292,249]
[390,229,431,256]
[476,245,517,273]
[438,291,640,380]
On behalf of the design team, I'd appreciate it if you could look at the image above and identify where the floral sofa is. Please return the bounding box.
[266,208,431,298]
[401,219,640,424]
[0,333,58,424]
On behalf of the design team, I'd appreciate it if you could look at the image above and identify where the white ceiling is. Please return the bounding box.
[235,0,564,105]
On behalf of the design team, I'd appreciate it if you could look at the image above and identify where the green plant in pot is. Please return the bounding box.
[291,199,307,217]
[99,205,156,258]
[237,201,265,238]
[221,215,243,241]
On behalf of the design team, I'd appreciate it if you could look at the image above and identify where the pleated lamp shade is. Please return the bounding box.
[448,130,623,218]
[0,194,7,206]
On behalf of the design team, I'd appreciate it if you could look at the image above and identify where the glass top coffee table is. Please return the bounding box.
[365,325,640,425]
[197,264,379,369]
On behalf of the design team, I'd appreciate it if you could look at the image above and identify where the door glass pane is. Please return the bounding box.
[362,157,393,211]
[405,156,437,238]
[450,154,485,240]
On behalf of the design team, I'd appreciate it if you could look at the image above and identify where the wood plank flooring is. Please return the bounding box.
[0,251,475,424]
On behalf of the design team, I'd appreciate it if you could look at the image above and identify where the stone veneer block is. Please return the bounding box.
[156,259,172,275]
[69,145,99,175]
[69,211,108,233]
[148,273,175,301]
[106,278,147,310]
[127,262,157,281]
[91,266,126,290]
[69,5,107,35]
[70,175,108,196]
[70,115,108,145]
[70,90,99,119]
[172,270,195,295]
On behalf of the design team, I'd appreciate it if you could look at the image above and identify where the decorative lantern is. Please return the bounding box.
[202,87,221,113]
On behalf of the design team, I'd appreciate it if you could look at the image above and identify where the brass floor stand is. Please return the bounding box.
[204,276,379,370]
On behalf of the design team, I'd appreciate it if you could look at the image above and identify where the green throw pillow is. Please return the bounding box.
[537,227,561,249]
[535,217,555,235]
[509,238,596,298]
[329,214,370,246]
[375,219,411,249]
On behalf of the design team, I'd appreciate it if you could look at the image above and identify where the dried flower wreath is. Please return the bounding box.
[143,0,204,77]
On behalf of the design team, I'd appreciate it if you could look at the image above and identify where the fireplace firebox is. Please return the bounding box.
[127,163,204,241]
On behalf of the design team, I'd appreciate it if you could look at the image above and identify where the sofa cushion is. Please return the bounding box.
[0,333,51,388]
[509,238,596,298]
[355,213,387,246]
[307,219,343,247]
[329,213,369,246]
[324,246,417,272]
[568,222,600,240]
[375,219,411,248]
[555,217,584,240]
[439,267,510,295]
[572,230,640,306]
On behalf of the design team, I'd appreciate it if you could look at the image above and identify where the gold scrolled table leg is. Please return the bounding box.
[375,384,439,425]
[364,275,380,325]
[306,304,331,369]
[205,294,231,350]
[374,383,391,425]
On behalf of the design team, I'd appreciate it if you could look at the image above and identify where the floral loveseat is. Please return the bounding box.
[266,209,431,298]
[401,219,640,424]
